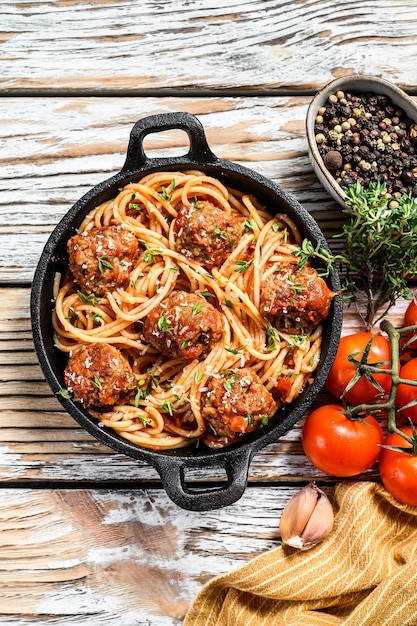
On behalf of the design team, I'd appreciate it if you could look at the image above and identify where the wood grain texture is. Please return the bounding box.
[1,94,371,282]
[2,2,417,623]
[0,486,300,625]
[2,0,417,93]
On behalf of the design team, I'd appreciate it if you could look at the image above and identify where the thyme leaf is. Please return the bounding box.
[337,181,417,329]
[293,239,342,278]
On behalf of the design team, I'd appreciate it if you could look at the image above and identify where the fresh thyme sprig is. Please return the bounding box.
[293,239,343,279]
[337,180,417,330]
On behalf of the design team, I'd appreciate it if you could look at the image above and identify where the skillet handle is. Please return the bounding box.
[121,112,218,172]
[151,448,252,511]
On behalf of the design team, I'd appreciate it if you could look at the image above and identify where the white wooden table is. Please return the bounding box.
[1,1,416,623]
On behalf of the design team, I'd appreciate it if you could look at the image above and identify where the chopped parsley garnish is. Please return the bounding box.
[223,372,238,393]
[265,326,280,352]
[214,225,227,240]
[202,271,216,281]
[192,302,203,316]
[144,246,162,264]
[289,333,310,347]
[224,345,246,354]
[157,313,173,334]
[160,400,175,416]
[137,414,153,427]
[134,379,147,407]
[243,218,254,233]
[190,193,202,212]
[235,259,252,273]
[129,193,143,211]
[91,373,102,389]
[288,274,306,295]
[138,238,162,264]
[157,180,176,202]
[57,388,72,400]
[77,291,102,305]
[194,370,203,384]
[97,255,113,274]
[129,202,142,211]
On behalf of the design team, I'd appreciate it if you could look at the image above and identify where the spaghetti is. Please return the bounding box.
[53,170,333,450]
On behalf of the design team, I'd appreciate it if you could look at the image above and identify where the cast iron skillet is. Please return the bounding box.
[31,112,342,511]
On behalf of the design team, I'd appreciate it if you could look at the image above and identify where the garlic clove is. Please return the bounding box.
[279,483,319,545]
[300,488,334,549]
[279,482,334,551]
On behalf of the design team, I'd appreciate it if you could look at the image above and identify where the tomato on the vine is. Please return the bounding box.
[301,403,383,477]
[403,297,417,349]
[395,358,417,424]
[325,332,392,405]
[379,425,417,506]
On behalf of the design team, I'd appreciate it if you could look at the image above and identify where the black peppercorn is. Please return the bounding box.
[402,170,414,183]
[323,150,343,171]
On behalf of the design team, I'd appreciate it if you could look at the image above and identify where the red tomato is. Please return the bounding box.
[325,332,392,405]
[379,426,417,506]
[301,403,383,477]
[403,297,417,349]
[396,358,417,424]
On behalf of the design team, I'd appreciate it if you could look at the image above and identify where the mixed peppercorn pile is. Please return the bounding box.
[314,90,417,199]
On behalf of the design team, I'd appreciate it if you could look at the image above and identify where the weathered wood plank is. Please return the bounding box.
[2,0,417,92]
[0,486,327,625]
[0,94,376,282]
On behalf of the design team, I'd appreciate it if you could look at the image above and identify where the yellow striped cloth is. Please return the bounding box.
[184,482,417,626]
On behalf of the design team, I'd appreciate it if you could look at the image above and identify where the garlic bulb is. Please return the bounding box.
[279,482,334,550]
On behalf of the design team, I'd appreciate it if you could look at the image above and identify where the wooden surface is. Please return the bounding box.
[1,1,416,623]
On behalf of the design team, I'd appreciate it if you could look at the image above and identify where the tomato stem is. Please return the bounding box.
[347,319,417,453]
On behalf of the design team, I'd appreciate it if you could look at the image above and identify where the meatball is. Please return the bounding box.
[202,367,276,442]
[260,262,334,335]
[68,225,139,296]
[142,291,223,360]
[174,200,244,267]
[64,342,136,409]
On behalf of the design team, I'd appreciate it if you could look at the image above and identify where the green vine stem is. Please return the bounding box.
[345,320,417,454]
